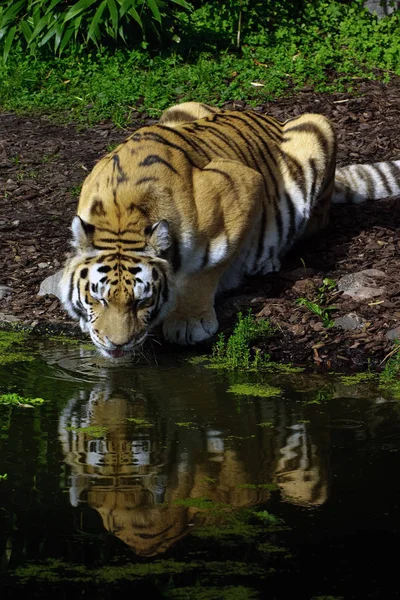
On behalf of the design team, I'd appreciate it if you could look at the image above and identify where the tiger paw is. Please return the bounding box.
[260,256,281,275]
[163,310,218,345]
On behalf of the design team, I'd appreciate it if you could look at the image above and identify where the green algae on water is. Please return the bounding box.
[0,330,35,364]
[227,383,282,398]
[126,417,154,427]
[0,393,45,407]
[65,425,108,438]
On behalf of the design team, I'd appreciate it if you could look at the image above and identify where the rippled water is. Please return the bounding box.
[1,340,400,599]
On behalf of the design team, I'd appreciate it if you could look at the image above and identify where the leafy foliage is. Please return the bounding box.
[0,0,192,61]
[0,2,399,124]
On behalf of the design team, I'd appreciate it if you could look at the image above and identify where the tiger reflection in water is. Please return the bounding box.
[59,381,329,557]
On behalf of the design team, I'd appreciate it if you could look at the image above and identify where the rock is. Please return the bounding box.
[0,285,13,301]
[386,325,400,341]
[337,269,387,300]
[334,312,367,331]
[38,270,63,299]
[0,312,20,323]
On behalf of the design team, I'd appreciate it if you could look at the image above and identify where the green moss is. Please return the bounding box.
[175,422,198,429]
[167,585,260,599]
[126,417,154,427]
[187,355,209,365]
[257,421,274,428]
[65,425,108,438]
[173,497,227,511]
[236,483,278,491]
[227,383,282,398]
[0,393,45,407]
[0,330,35,364]
[340,373,376,386]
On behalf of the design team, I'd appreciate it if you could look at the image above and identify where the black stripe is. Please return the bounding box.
[169,234,181,273]
[139,154,178,173]
[385,162,400,195]
[136,132,197,167]
[223,112,280,196]
[112,154,129,184]
[156,125,211,161]
[97,238,144,245]
[201,243,210,269]
[254,204,266,270]
[374,164,392,196]
[284,122,329,157]
[194,123,249,164]
[210,116,261,168]
[135,176,159,185]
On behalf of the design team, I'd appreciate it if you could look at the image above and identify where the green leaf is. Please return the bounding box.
[29,14,51,43]
[54,23,63,51]
[87,0,107,41]
[146,0,162,23]
[0,0,25,28]
[64,0,98,23]
[44,0,64,15]
[127,6,143,29]
[107,0,118,35]
[3,25,16,63]
[19,20,33,43]
[38,22,59,47]
[59,22,75,54]
[170,0,192,9]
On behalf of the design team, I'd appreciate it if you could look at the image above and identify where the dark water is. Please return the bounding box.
[1,341,400,599]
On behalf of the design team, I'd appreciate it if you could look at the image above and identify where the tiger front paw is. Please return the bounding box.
[163,309,218,345]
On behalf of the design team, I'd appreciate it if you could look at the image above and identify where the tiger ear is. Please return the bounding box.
[71,216,95,252]
[148,220,171,255]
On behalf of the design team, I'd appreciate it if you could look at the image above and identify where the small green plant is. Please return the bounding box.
[0,473,7,480]
[296,278,338,328]
[0,393,45,406]
[211,311,275,370]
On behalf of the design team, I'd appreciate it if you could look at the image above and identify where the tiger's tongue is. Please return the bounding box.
[109,348,125,358]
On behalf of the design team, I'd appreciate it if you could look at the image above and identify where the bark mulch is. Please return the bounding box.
[1,77,400,370]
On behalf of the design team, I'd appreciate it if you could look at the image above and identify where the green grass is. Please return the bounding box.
[0,2,399,126]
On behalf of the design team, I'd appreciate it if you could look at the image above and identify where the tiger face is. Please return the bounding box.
[61,217,174,359]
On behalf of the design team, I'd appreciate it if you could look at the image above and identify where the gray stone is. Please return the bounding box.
[38,270,63,299]
[334,312,367,331]
[0,312,20,323]
[337,269,386,300]
[386,326,400,341]
[0,285,13,301]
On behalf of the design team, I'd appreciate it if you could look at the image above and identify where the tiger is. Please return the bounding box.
[60,101,400,359]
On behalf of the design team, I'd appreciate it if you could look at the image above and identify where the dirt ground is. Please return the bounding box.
[1,78,400,370]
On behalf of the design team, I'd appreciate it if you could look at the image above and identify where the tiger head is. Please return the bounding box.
[60,216,174,359]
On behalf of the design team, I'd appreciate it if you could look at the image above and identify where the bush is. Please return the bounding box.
[0,0,192,61]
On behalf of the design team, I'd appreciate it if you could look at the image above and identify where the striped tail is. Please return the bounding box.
[333,160,400,204]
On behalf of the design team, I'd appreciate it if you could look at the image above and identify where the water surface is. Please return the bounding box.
[1,340,400,599]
